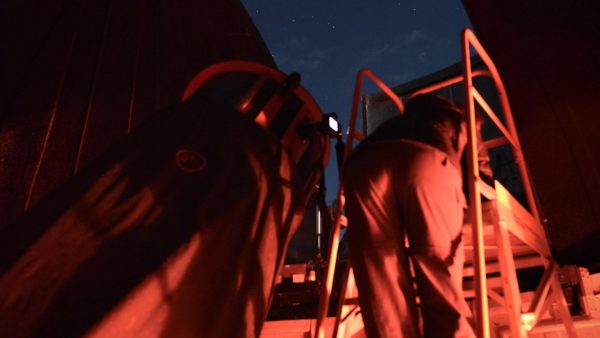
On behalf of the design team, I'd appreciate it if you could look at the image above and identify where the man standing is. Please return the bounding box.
[343,94,475,337]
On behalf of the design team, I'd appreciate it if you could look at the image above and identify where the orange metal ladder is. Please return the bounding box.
[459,28,577,338]
[314,28,578,338]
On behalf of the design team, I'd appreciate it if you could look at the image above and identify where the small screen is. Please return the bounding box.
[328,116,339,132]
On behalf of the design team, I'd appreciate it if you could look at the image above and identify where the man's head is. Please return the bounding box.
[403,93,467,156]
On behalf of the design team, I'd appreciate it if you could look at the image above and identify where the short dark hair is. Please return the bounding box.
[403,93,466,153]
[404,93,465,127]
[363,93,466,151]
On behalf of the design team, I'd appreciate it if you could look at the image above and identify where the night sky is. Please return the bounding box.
[242,0,472,201]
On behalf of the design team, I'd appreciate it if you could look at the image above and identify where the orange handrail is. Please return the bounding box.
[461,27,551,338]
[462,29,491,338]
[408,68,491,99]
[462,29,540,221]
[314,69,403,338]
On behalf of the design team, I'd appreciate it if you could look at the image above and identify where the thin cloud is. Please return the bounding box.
[362,29,427,64]
[272,36,330,72]
[405,29,424,43]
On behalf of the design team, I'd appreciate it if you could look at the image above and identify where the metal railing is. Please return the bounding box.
[314,69,404,338]
[314,29,578,338]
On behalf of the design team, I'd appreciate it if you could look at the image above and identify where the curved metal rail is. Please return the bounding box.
[314,69,403,338]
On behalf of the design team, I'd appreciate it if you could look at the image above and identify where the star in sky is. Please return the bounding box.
[243,0,472,201]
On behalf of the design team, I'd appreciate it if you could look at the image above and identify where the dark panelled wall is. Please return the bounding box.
[0,0,275,227]
[462,2,600,266]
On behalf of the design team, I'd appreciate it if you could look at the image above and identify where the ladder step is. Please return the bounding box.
[463,254,545,277]
[479,177,496,200]
[494,181,551,257]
